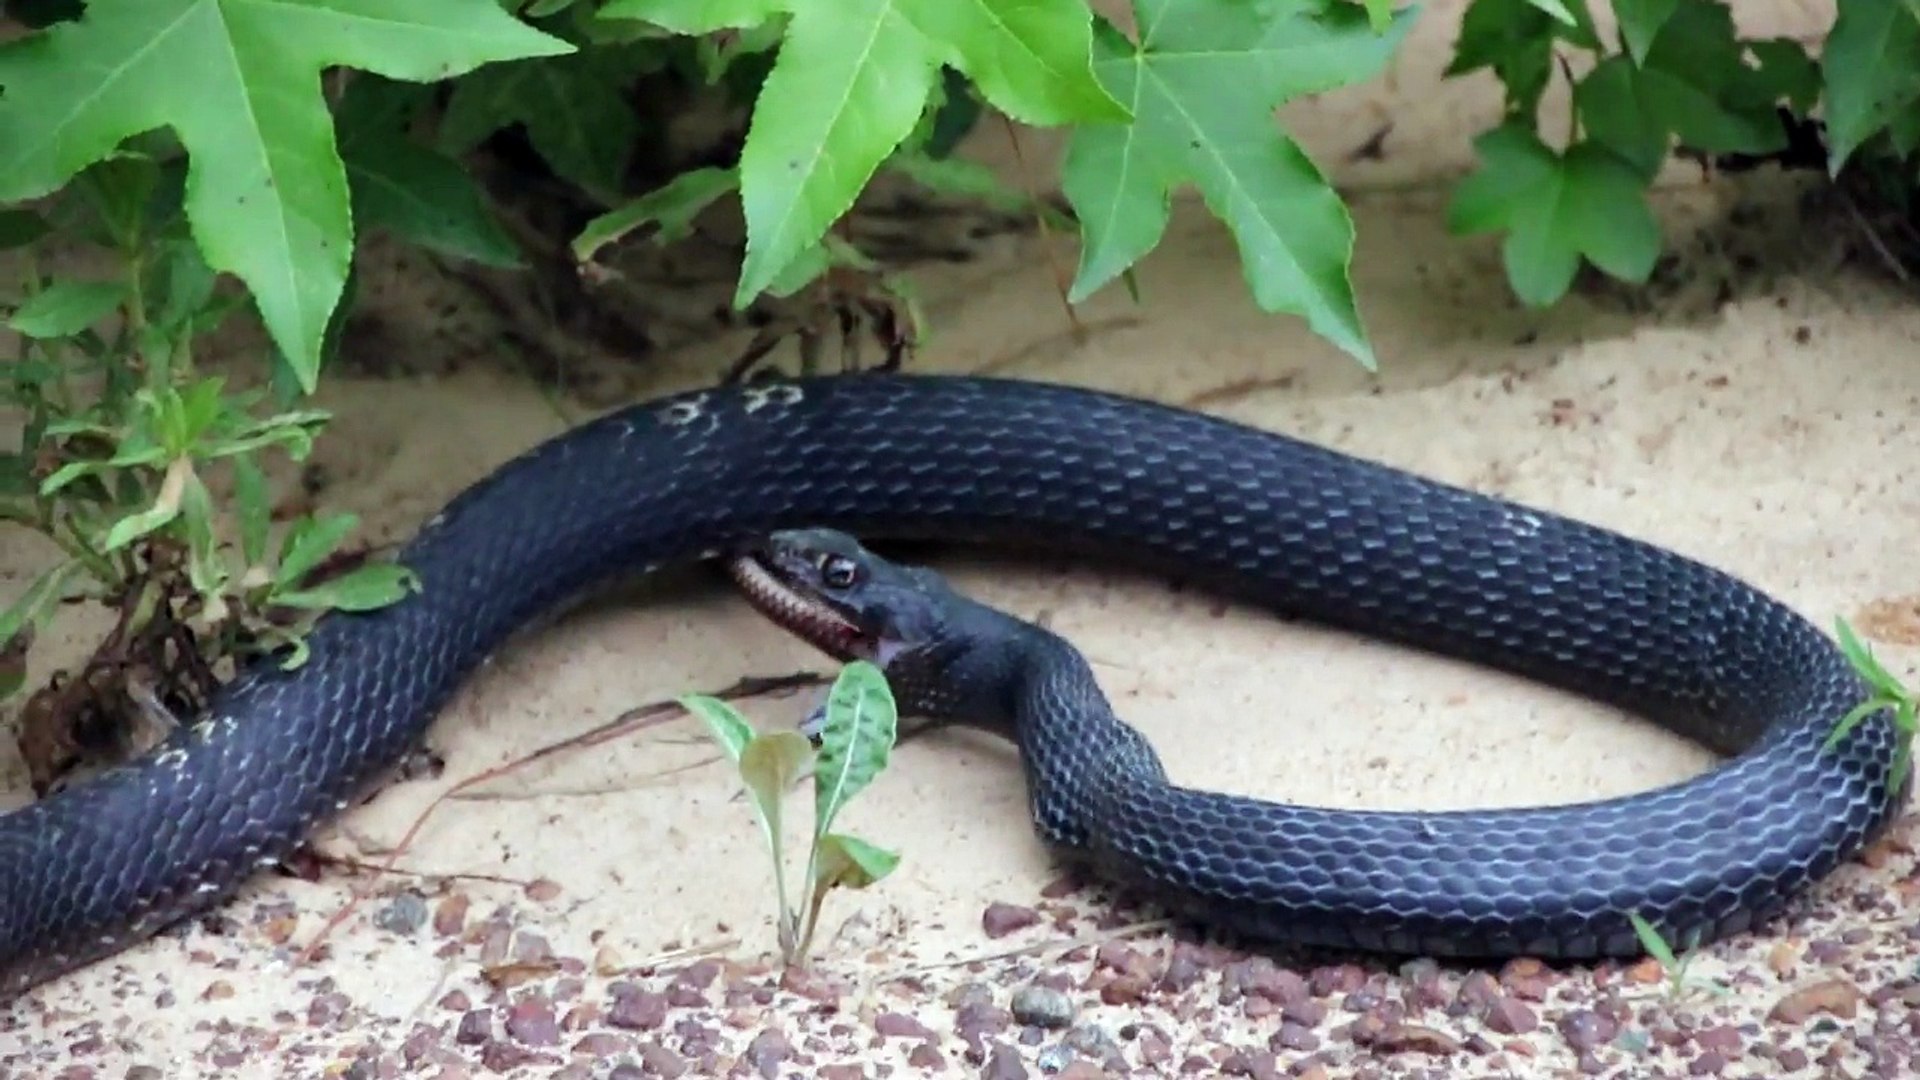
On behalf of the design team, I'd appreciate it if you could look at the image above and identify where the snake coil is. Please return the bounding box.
[0,374,1904,994]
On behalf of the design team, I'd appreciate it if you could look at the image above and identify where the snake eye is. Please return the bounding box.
[818,553,860,589]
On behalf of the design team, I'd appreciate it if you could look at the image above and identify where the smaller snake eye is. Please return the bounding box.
[818,554,860,589]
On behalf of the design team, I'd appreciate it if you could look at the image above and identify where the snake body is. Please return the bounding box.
[0,373,1904,994]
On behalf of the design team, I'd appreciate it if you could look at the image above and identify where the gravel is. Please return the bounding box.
[7,814,1920,1078]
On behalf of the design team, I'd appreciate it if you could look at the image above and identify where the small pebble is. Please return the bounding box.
[1486,997,1539,1035]
[374,892,430,935]
[504,997,559,1046]
[744,1027,790,1077]
[983,1042,1029,1079]
[982,902,1042,938]
[1770,978,1862,1023]
[606,985,668,1031]
[1556,1009,1617,1053]
[876,1012,937,1040]
[1011,985,1074,1029]
[455,1010,492,1045]
[432,893,470,937]
[1373,1023,1462,1055]
[638,1041,688,1078]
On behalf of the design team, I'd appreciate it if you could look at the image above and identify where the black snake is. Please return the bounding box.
[0,373,1905,996]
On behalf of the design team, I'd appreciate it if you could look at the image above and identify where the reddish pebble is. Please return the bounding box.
[1694,1025,1741,1053]
[982,901,1042,938]
[433,894,470,937]
[605,985,667,1031]
[874,1012,935,1040]
[1310,965,1367,996]
[1486,996,1538,1035]
[456,1010,492,1044]
[1160,945,1206,992]
[505,997,559,1046]
[1770,978,1862,1023]
[1373,1022,1462,1055]
[1556,1009,1617,1052]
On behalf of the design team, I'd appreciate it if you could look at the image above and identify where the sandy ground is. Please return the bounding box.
[8,1,1920,1077]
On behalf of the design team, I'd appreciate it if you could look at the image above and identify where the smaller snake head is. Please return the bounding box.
[727,528,1024,733]
[726,528,951,670]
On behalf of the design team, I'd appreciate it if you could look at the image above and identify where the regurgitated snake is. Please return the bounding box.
[0,374,1905,995]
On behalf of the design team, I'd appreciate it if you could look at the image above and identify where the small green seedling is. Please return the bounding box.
[681,660,902,967]
[1828,617,1918,803]
[1627,913,1726,1002]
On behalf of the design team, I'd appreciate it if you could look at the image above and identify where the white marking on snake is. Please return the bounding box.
[155,748,188,770]
[742,384,803,413]
[658,393,709,427]
[1506,510,1544,536]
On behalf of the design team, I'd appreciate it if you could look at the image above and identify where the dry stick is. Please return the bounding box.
[879,918,1176,983]
[1836,187,1913,284]
[994,113,1086,341]
[294,670,829,967]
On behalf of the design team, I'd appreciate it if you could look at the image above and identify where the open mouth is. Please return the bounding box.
[725,549,879,663]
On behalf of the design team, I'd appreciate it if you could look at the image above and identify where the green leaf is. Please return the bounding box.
[0,453,31,499]
[233,455,272,568]
[177,468,228,598]
[1447,125,1661,306]
[571,166,740,263]
[810,660,898,841]
[1634,0,1786,154]
[1521,0,1573,23]
[1445,0,1595,117]
[8,279,127,339]
[437,47,647,203]
[273,561,419,611]
[1612,0,1677,65]
[608,0,1126,305]
[340,116,523,269]
[1834,616,1905,696]
[103,457,194,551]
[888,152,1027,212]
[1576,0,1789,174]
[1627,912,1681,967]
[682,693,758,763]
[149,236,221,333]
[0,560,82,657]
[603,0,775,32]
[1822,0,1920,172]
[74,154,163,250]
[0,209,50,250]
[739,732,814,839]
[1745,39,1821,115]
[274,511,359,590]
[1574,57,1668,178]
[0,0,575,393]
[810,832,899,891]
[1061,2,1410,371]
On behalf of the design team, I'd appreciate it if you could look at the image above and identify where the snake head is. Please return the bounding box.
[726,528,952,671]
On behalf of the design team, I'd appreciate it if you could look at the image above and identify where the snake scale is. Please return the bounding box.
[0,373,1905,996]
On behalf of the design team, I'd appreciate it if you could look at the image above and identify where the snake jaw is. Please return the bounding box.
[726,547,882,664]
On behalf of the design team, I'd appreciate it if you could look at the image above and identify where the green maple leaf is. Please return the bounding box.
[1060,0,1414,370]
[1445,0,1598,118]
[436,41,659,204]
[0,0,572,393]
[1822,0,1920,172]
[603,0,1128,306]
[1447,124,1660,307]
[1573,0,1785,179]
[1611,0,1678,65]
